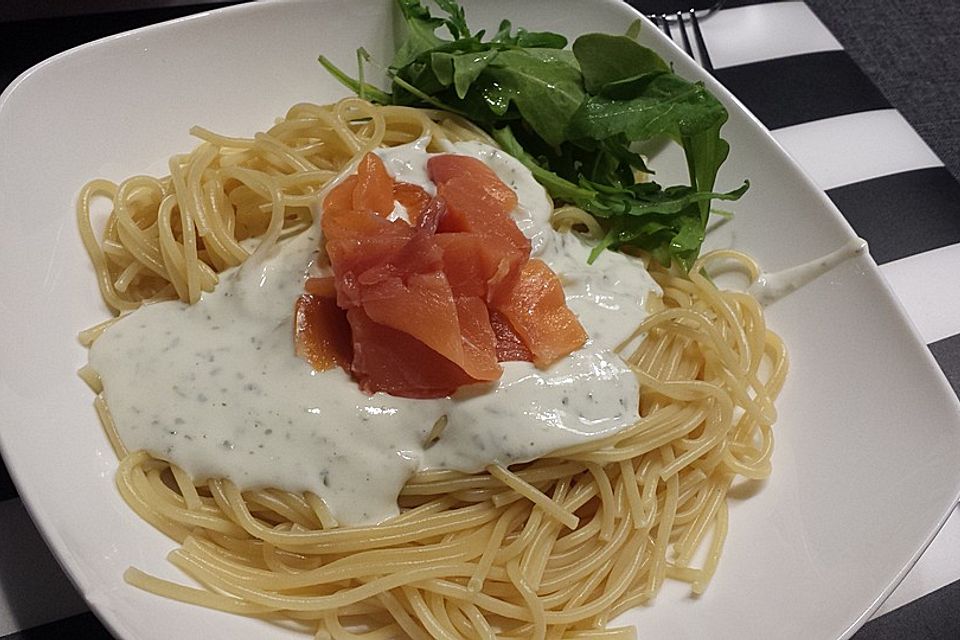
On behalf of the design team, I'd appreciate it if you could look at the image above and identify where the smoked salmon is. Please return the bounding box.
[295,151,587,398]
[294,293,353,372]
[393,182,432,226]
[491,259,588,368]
[347,307,479,398]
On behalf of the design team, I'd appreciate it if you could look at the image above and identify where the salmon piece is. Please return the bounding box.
[294,293,353,372]
[352,152,395,216]
[437,174,529,256]
[393,182,432,226]
[428,154,506,192]
[415,196,446,234]
[323,209,414,309]
[323,175,359,215]
[350,205,446,300]
[436,171,519,220]
[336,199,445,289]
[429,154,518,218]
[326,236,409,309]
[325,195,499,385]
[354,233,443,289]
[304,276,337,298]
[321,189,423,309]
[360,271,456,337]
[321,152,394,218]
[489,309,533,362]
[454,296,501,380]
[322,203,410,243]
[491,259,587,367]
[347,308,480,398]
[361,271,498,382]
[433,233,524,300]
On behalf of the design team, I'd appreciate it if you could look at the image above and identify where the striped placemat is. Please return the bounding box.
[1,1,958,638]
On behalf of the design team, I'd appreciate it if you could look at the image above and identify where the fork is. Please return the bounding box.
[645,0,725,73]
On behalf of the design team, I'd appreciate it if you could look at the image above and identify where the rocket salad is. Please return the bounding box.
[319,0,748,269]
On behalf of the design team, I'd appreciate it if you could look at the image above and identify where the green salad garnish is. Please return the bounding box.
[319,0,748,269]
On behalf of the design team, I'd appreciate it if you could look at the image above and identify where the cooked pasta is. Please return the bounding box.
[79,99,786,640]
[77,98,495,316]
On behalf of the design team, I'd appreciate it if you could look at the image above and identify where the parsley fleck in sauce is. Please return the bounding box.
[89,140,660,525]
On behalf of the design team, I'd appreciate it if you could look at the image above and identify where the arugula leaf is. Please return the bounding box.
[392,0,446,69]
[453,50,499,98]
[684,122,730,225]
[431,0,469,39]
[572,33,669,93]
[319,0,749,269]
[426,49,501,100]
[480,49,584,146]
[516,30,569,48]
[489,19,568,48]
[567,75,727,143]
[490,19,515,43]
[491,125,596,202]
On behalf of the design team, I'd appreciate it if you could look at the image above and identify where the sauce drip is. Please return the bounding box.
[749,238,868,306]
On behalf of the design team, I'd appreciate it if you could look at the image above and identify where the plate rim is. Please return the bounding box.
[1,1,959,639]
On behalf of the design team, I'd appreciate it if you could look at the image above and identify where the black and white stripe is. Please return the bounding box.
[1,1,958,638]
[716,51,891,128]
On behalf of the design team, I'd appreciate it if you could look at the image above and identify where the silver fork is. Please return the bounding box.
[647,1,725,73]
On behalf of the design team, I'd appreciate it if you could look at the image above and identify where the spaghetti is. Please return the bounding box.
[77,99,495,315]
[79,99,786,639]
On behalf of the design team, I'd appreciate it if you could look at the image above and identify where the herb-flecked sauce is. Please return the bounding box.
[89,140,662,525]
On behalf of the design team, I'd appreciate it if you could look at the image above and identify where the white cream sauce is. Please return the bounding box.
[90,140,661,525]
[748,237,868,306]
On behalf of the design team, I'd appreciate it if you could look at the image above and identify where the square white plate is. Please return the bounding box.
[1,1,959,638]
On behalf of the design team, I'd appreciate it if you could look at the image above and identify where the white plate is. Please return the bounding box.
[1,1,959,638]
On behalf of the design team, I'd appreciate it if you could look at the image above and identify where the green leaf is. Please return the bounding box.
[596,71,668,100]
[490,19,514,43]
[492,126,597,202]
[572,33,669,94]
[516,30,568,48]
[585,179,748,219]
[432,0,470,38]
[683,121,731,225]
[481,49,584,146]
[670,213,707,269]
[392,0,448,70]
[453,49,499,99]
[391,73,467,115]
[567,75,727,143]
[430,52,455,86]
[493,126,746,269]
[488,19,567,48]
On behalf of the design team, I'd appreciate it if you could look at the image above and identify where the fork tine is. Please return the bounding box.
[647,7,718,74]
[658,14,673,41]
[687,8,715,73]
[675,10,695,59]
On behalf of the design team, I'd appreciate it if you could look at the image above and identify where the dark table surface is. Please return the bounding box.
[0,1,958,639]
[803,0,960,184]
